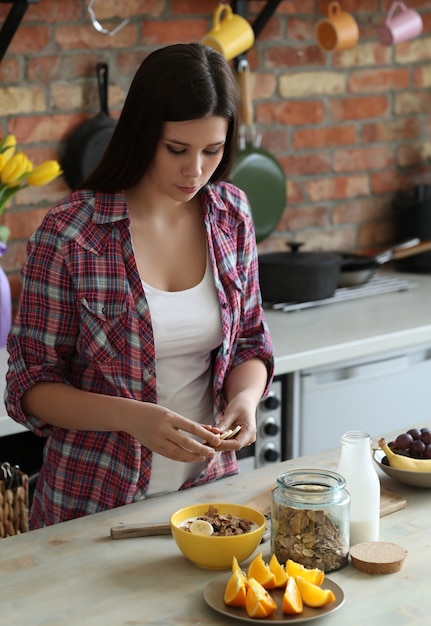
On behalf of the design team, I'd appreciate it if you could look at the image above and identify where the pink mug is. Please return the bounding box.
[377,2,423,46]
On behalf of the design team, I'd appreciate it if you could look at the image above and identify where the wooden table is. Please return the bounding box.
[2,424,430,625]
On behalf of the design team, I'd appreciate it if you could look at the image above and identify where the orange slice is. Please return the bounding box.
[282,576,303,615]
[295,575,335,608]
[245,577,278,619]
[285,559,325,586]
[268,554,288,588]
[224,557,248,607]
[247,552,276,590]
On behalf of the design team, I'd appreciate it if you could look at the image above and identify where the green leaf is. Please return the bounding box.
[0,225,10,244]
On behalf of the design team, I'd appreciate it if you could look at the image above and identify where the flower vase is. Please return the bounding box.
[0,242,11,347]
[0,266,11,347]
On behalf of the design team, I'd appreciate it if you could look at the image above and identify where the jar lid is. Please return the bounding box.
[277,469,346,492]
[350,542,407,575]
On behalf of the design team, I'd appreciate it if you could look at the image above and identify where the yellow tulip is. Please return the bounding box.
[0,152,33,186]
[26,160,62,187]
[0,135,17,164]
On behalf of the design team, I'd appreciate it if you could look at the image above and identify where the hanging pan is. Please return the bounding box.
[62,62,116,189]
[230,58,286,243]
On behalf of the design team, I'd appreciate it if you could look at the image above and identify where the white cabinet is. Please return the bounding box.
[288,343,431,457]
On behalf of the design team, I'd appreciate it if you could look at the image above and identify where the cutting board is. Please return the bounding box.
[245,485,406,518]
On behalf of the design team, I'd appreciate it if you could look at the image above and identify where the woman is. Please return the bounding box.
[5,43,274,528]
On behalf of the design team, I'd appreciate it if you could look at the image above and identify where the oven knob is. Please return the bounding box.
[263,395,280,411]
[263,418,279,437]
[262,444,280,463]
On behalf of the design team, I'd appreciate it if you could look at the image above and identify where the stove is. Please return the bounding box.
[267,273,417,313]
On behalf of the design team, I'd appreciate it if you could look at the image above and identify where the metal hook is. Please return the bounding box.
[87,0,129,37]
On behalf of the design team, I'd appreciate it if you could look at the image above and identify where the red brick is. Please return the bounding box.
[287,18,316,41]
[358,220,398,250]
[257,101,324,125]
[305,175,369,202]
[294,125,357,150]
[55,24,137,50]
[332,197,391,225]
[8,114,82,143]
[28,0,81,22]
[394,91,431,115]
[329,96,389,121]
[84,0,157,19]
[279,152,330,176]
[286,180,304,205]
[260,129,290,153]
[333,147,393,172]
[0,58,20,83]
[27,56,62,83]
[5,25,50,54]
[318,0,378,12]
[348,69,410,93]
[275,0,315,15]
[3,208,50,241]
[172,1,213,15]
[264,45,326,68]
[370,170,406,194]
[141,19,209,44]
[276,204,329,232]
[361,118,420,143]
[396,144,425,168]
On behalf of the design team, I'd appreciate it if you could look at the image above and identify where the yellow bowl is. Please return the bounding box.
[170,502,266,569]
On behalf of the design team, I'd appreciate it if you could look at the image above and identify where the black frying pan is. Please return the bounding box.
[62,62,116,189]
[338,239,431,287]
[230,59,286,243]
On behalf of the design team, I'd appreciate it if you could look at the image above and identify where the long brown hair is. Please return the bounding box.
[79,43,239,192]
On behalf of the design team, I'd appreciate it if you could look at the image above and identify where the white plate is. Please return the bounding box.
[373,449,431,488]
[204,574,344,624]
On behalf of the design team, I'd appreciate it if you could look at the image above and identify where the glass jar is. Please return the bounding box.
[271,469,350,572]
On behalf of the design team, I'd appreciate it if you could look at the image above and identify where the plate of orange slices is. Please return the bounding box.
[203,554,344,623]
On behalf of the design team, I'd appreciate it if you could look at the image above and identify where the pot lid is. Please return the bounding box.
[259,243,343,268]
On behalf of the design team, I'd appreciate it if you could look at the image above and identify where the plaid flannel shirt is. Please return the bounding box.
[5,182,274,528]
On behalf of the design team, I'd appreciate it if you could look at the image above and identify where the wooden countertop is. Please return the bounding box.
[2,423,430,625]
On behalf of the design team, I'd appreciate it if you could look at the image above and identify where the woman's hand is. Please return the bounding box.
[212,390,257,451]
[126,402,222,463]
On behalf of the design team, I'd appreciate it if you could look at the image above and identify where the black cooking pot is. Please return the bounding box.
[258,243,344,303]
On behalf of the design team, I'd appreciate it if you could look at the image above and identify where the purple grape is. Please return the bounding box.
[407,428,421,440]
[411,439,426,458]
[395,433,413,450]
[424,445,431,459]
[421,429,431,445]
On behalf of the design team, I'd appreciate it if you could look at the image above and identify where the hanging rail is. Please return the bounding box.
[0,0,39,63]
[233,0,283,39]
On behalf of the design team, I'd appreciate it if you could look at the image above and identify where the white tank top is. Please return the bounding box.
[142,253,223,496]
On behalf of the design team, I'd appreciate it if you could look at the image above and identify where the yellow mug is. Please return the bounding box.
[315,1,359,52]
[201,3,255,61]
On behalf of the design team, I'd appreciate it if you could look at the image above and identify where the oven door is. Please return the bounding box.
[236,378,285,472]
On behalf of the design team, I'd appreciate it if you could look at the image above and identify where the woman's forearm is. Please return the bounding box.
[223,358,268,405]
[21,382,135,432]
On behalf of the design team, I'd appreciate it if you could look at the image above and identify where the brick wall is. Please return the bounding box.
[1,0,431,306]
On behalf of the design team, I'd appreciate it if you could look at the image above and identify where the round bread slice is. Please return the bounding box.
[350,542,407,575]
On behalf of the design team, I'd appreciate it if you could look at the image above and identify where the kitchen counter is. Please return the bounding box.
[264,270,431,375]
[1,422,430,625]
[1,270,431,436]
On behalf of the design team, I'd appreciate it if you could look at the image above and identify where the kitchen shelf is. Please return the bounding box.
[0,0,39,62]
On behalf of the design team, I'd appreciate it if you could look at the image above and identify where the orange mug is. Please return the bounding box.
[201,3,255,61]
[315,1,359,52]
